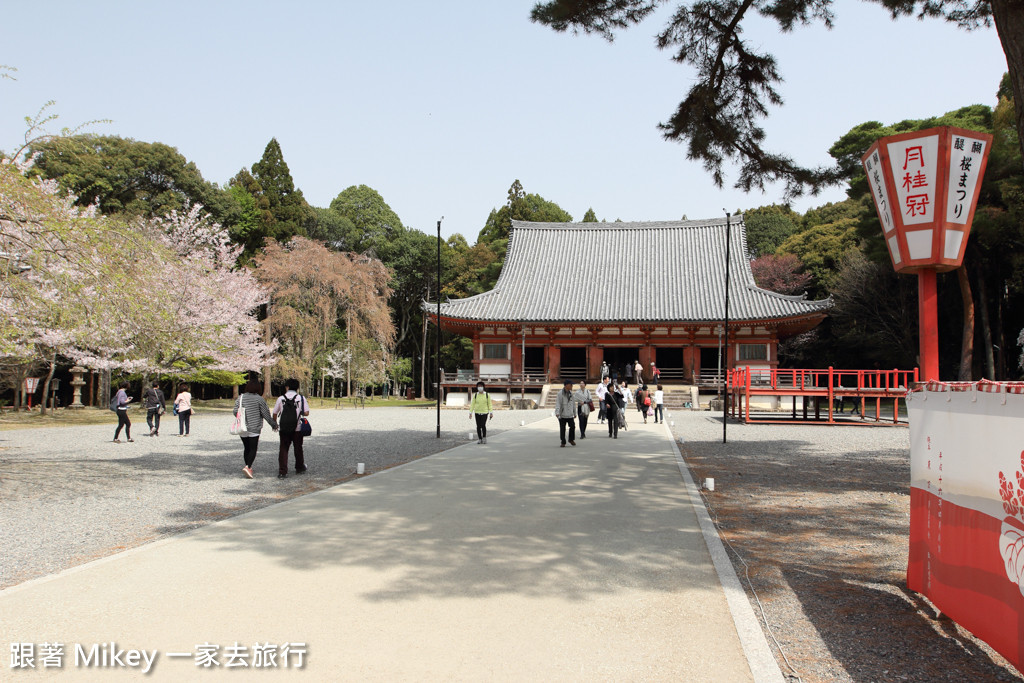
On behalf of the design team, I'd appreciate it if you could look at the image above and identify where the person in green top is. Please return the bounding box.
[469,381,494,444]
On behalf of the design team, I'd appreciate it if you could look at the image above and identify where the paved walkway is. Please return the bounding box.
[0,417,782,681]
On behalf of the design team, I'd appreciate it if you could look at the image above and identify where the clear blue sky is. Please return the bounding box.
[0,1,1010,241]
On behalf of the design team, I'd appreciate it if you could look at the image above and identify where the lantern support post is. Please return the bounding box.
[918,269,940,382]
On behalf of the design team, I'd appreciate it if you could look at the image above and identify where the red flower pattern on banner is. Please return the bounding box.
[999,452,1024,519]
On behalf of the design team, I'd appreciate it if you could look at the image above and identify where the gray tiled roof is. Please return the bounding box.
[430,218,832,323]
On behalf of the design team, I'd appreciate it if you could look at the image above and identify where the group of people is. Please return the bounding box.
[111,381,194,443]
[553,377,666,446]
[599,359,662,386]
[233,378,310,480]
[111,378,310,481]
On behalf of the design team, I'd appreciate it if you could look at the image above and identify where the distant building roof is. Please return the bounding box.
[429,218,831,324]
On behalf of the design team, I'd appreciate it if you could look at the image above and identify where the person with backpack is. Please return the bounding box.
[144,381,166,436]
[111,382,134,443]
[272,378,310,479]
[636,384,651,424]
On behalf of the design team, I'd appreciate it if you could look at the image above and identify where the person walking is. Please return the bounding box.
[600,361,610,381]
[619,381,631,431]
[468,381,493,444]
[144,381,166,436]
[174,383,193,436]
[554,379,577,447]
[611,381,627,432]
[234,379,278,479]
[595,376,609,424]
[574,381,593,438]
[272,378,310,478]
[604,382,620,438]
[636,384,650,424]
[651,362,661,384]
[654,384,665,424]
[112,382,134,443]
[634,360,644,385]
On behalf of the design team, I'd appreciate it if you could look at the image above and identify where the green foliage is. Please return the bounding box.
[474,179,573,292]
[777,217,860,297]
[582,207,598,222]
[309,206,356,246]
[29,135,238,223]
[172,366,247,387]
[328,184,404,256]
[742,204,801,257]
[249,138,316,244]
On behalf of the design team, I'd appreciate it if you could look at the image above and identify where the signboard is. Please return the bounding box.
[861,126,992,273]
[907,381,1024,670]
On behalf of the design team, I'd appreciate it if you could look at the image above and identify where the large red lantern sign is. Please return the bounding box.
[862,126,992,380]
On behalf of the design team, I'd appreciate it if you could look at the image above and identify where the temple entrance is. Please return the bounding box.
[601,347,640,383]
[559,347,587,381]
[524,346,545,375]
[654,346,684,381]
[699,346,724,385]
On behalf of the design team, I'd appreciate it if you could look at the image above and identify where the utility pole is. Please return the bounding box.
[436,217,443,438]
[722,211,732,444]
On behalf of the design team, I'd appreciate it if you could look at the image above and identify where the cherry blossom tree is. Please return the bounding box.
[254,237,395,385]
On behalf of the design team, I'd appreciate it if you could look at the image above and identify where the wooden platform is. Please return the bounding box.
[727,367,919,426]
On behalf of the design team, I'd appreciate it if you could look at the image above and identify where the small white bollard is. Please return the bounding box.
[468,432,476,440]
[670,421,675,427]
[356,463,365,475]
[667,413,672,418]
[704,477,715,492]
[520,420,525,426]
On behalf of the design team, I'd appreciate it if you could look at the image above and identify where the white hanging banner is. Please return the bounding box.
[907,381,1024,671]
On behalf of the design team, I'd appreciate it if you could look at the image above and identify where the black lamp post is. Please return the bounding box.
[436,217,442,439]
[722,211,732,444]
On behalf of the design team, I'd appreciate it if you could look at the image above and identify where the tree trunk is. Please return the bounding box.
[39,353,57,416]
[976,269,996,379]
[957,267,975,381]
[992,0,1024,167]
[996,287,1007,379]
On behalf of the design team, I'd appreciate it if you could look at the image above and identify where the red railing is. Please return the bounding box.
[726,366,920,425]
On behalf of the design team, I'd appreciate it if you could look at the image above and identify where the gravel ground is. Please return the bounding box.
[672,411,1024,683]
[0,406,549,589]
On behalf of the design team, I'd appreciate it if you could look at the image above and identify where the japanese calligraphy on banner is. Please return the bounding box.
[907,383,1024,672]
[861,126,992,273]
[946,134,987,224]
[887,134,939,226]
[864,150,899,265]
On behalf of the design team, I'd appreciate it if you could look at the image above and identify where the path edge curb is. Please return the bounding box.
[664,423,787,683]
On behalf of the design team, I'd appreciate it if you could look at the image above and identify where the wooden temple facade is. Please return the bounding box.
[427,219,832,386]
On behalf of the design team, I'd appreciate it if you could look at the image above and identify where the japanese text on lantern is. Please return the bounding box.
[945,136,986,225]
[864,151,900,265]
[887,134,939,226]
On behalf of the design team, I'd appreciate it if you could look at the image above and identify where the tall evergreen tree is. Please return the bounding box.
[249,138,315,244]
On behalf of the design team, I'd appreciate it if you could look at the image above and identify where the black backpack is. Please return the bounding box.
[279,395,300,433]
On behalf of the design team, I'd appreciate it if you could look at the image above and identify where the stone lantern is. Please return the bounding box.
[861,126,992,381]
[69,366,86,409]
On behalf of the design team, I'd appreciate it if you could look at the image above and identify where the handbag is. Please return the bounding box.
[647,406,654,417]
[299,417,312,437]
[587,400,595,411]
[230,404,246,435]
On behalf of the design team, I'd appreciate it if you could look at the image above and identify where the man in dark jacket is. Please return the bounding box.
[144,381,166,436]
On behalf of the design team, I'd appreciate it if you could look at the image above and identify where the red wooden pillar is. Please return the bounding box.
[548,345,561,380]
[918,269,940,381]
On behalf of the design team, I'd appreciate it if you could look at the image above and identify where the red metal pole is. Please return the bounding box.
[918,269,940,381]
